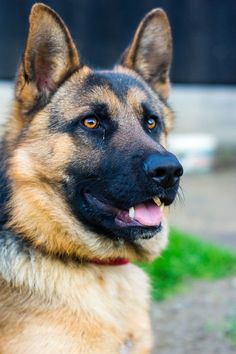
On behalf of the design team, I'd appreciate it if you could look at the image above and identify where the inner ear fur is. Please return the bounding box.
[16,3,80,114]
[121,9,172,99]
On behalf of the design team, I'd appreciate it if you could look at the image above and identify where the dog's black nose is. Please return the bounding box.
[143,153,183,188]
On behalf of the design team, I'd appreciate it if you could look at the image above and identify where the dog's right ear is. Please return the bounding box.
[16,3,80,115]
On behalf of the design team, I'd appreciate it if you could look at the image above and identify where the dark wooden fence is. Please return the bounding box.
[0,0,235,83]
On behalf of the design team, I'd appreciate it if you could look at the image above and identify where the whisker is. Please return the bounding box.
[175,184,185,206]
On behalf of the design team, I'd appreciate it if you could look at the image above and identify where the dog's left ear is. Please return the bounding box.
[121,9,172,99]
[16,3,80,114]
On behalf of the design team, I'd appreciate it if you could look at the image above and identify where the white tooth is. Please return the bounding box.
[129,207,135,219]
[153,197,162,207]
[160,204,164,211]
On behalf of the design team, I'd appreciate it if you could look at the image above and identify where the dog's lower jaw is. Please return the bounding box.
[0,230,153,353]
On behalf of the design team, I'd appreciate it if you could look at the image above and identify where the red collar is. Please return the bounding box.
[89,258,129,266]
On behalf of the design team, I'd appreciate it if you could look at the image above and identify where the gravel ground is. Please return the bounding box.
[151,277,236,354]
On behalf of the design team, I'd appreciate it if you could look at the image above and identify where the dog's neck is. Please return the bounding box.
[0,229,129,269]
[0,230,140,317]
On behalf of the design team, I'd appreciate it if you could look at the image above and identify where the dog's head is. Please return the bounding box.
[6,4,183,261]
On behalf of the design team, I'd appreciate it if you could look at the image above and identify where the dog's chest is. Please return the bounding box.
[0,264,152,353]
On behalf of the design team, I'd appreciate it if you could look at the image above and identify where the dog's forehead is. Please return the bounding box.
[82,71,149,100]
[69,70,161,113]
[51,69,167,123]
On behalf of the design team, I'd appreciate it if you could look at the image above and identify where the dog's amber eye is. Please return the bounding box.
[146,117,157,130]
[82,116,99,129]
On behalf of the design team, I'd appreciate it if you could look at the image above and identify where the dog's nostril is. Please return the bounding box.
[175,166,184,178]
[152,167,166,178]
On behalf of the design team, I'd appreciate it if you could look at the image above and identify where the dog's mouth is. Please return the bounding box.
[84,192,163,228]
[78,191,164,240]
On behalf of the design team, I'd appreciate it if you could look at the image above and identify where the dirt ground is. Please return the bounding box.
[151,277,236,354]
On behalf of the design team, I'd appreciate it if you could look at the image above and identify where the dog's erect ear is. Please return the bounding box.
[121,9,172,99]
[16,3,80,114]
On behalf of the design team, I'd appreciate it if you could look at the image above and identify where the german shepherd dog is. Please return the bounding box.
[0,3,183,353]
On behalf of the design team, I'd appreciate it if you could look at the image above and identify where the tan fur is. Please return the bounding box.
[0,4,175,353]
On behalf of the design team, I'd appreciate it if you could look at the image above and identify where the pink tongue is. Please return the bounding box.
[134,201,162,226]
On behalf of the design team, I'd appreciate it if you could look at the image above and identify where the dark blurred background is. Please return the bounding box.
[0,0,236,83]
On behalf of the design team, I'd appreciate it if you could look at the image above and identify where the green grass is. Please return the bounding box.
[139,228,236,300]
